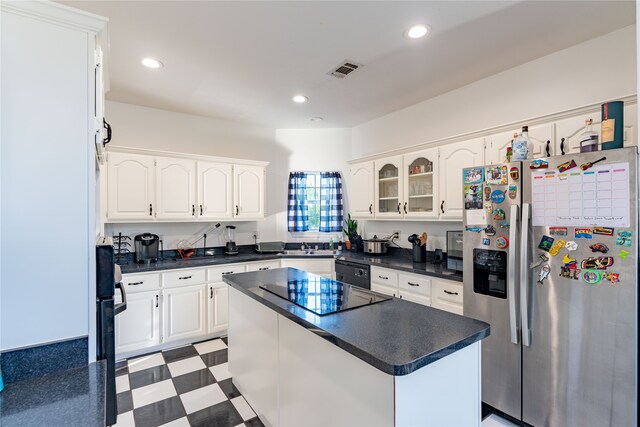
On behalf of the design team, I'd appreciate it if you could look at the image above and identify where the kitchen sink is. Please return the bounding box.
[281,249,340,256]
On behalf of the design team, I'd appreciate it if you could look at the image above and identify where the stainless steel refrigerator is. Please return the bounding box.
[462,147,638,426]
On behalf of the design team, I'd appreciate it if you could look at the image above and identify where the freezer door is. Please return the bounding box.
[462,162,522,419]
[521,148,638,426]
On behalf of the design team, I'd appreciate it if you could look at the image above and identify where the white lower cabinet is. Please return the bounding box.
[279,258,334,279]
[208,284,229,334]
[115,289,161,353]
[431,278,464,315]
[163,284,207,343]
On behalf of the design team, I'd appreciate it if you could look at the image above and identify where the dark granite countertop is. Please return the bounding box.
[120,247,463,282]
[0,361,106,427]
[224,268,488,376]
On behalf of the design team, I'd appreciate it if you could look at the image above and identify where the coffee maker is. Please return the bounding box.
[134,233,159,264]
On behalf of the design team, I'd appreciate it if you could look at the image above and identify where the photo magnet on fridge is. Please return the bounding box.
[463,167,484,184]
[464,183,483,210]
[616,231,632,246]
[485,165,508,185]
[538,235,555,252]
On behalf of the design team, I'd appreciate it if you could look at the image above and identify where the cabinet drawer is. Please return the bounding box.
[246,260,280,272]
[398,273,431,297]
[433,279,463,306]
[208,264,246,283]
[280,259,333,275]
[163,268,206,288]
[121,272,160,293]
[371,266,398,287]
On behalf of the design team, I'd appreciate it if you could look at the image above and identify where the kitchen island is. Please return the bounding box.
[224,268,489,427]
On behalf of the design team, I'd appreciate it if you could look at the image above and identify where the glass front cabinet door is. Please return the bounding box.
[374,156,403,218]
[402,148,438,219]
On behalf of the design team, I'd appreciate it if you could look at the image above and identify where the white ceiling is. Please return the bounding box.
[61,1,635,129]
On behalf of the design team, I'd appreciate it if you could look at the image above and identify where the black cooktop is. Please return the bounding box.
[259,277,390,316]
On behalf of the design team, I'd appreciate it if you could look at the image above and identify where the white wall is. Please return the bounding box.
[351,25,637,250]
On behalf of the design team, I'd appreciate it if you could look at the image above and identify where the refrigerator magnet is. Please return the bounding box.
[529,253,549,269]
[485,165,508,185]
[549,227,567,236]
[580,256,614,270]
[616,231,632,246]
[581,270,602,285]
[463,184,483,210]
[548,239,566,256]
[500,221,510,228]
[537,265,551,285]
[490,190,506,204]
[484,186,492,201]
[509,166,519,181]
[530,159,549,169]
[580,156,607,171]
[465,226,483,233]
[618,250,629,259]
[557,159,577,172]
[485,202,493,214]
[538,235,555,252]
[605,273,620,284]
[484,225,496,236]
[559,266,581,280]
[492,208,505,220]
[464,167,484,184]
[562,253,577,267]
[593,226,614,236]
[508,185,517,200]
[565,241,578,251]
[496,236,509,249]
[482,238,491,246]
[589,243,609,253]
[574,228,593,239]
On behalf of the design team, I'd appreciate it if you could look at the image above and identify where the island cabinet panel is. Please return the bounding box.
[228,288,279,427]
[395,341,481,427]
[278,315,394,427]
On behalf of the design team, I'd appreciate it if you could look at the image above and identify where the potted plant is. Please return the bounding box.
[343,214,360,251]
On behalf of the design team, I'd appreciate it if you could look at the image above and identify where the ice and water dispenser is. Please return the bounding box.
[473,249,507,299]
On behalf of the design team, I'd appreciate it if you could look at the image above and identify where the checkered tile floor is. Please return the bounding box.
[113,337,264,427]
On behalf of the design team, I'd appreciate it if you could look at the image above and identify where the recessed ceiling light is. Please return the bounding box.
[406,24,429,39]
[141,57,163,69]
[292,95,308,103]
[310,117,324,122]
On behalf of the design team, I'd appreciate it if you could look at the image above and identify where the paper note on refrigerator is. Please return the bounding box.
[531,162,630,227]
[466,209,487,225]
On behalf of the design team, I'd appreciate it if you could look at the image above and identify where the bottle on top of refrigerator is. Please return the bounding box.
[512,126,530,160]
[579,118,599,153]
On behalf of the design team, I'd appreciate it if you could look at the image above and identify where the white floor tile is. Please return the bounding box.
[482,413,519,427]
[234,424,246,427]
[209,362,231,381]
[231,396,256,421]
[159,416,191,427]
[179,383,227,414]
[194,339,227,355]
[167,356,206,377]
[128,353,165,373]
[131,379,177,408]
[113,410,135,427]
[116,374,130,394]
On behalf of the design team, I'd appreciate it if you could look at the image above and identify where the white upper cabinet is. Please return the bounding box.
[198,161,233,220]
[485,123,555,164]
[348,161,375,219]
[402,148,439,219]
[438,138,484,220]
[107,152,156,220]
[234,164,265,219]
[155,157,196,220]
[527,123,555,158]
[374,155,403,218]
[484,130,515,165]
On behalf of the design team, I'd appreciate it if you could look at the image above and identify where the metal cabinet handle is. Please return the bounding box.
[128,281,143,286]
[397,203,401,214]
[443,290,458,295]
[222,271,233,275]
[178,275,192,280]
[407,282,419,287]
[155,294,159,308]
[200,205,203,215]
[369,204,373,214]
[210,287,213,299]
[258,267,269,271]
[403,202,407,214]
[235,205,239,215]
[440,200,445,213]
[192,205,195,216]
[560,138,565,155]
[545,140,551,157]
[378,275,388,280]
[399,295,403,299]
[149,204,153,216]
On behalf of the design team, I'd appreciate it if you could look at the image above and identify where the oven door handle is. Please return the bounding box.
[114,282,127,315]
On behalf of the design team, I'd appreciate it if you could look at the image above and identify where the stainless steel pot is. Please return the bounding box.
[363,235,389,254]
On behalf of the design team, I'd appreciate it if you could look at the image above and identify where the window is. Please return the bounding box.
[287,171,343,232]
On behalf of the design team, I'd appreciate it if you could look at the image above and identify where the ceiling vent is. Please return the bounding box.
[328,60,363,79]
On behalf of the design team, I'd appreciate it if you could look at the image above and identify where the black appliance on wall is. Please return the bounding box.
[335,259,370,289]
[97,237,127,426]
[134,233,159,264]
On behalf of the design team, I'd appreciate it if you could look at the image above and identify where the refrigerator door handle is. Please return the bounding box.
[508,204,520,344]
[520,202,531,347]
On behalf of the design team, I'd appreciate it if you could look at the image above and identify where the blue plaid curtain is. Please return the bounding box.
[319,172,343,232]
[287,172,309,232]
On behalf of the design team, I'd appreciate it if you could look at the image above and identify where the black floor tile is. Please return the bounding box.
[172,368,216,395]
[201,349,228,367]
[245,416,266,427]
[115,360,129,377]
[217,378,242,399]
[117,390,133,414]
[188,400,243,427]
[162,345,198,363]
[129,364,172,390]
[133,396,186,427]
[221,336,228,345]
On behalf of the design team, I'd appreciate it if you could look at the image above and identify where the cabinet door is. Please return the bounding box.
[115,290,160,354]
[208,283,229,334]
[348,161,375,218]
[234,164,265,219]
[438,139,484,220]
[484,130,515,165]
[374,155,403,218]
[197,161,233,220]
[107,152,155,220]
[155,156,196,220]
[526,123,555,158]
[398,290,430,307]
[163,284,207,343]
[402,148,438,219]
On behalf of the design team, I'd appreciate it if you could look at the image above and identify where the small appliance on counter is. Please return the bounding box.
[407,233,427,263]
[446,231,463,272]
[255,241,285,253]
[363,235,389,255]
[134,233,159,264]
[225,225,238,255]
